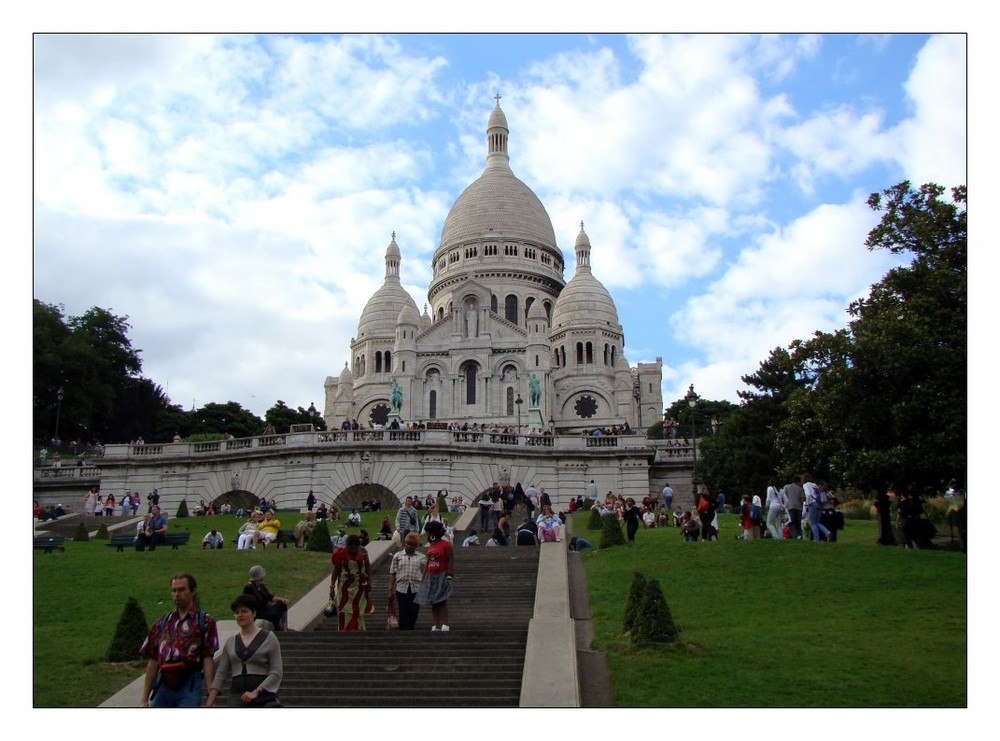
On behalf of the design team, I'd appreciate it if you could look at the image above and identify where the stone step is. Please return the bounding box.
[262,544,538,707]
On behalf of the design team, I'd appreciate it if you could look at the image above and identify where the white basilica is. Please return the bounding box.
[323,101,663,433]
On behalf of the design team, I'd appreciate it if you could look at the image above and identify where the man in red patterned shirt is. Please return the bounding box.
[140,572,219,707]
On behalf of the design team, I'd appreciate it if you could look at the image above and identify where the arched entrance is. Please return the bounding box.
[211,489,259,513]
[334,483,399,511]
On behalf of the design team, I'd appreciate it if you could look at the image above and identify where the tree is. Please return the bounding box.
[32,301,167,444]
[264,400,328,433]
[189,401,264,439]
[775,182,966,496]
[689,370,786,499]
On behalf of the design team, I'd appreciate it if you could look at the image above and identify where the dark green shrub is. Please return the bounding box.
[106,596,150,662]
[631,578,679,645]
[74,522,90,542]
[307,519,332,552]
[622,571,647,633]
[175,499,189,518]
[599,513,625,548]
[94,523,109,540]
[587,506,603,530]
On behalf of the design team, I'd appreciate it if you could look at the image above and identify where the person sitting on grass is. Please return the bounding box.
[202,529,224,550]
[347,509,362,527]
[681,511,700,542]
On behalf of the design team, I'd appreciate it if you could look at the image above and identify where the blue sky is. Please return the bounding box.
[30,31,966,420]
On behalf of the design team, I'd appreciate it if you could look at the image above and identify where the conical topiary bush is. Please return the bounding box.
[106,596,150,662]
[622,571,647,633]
[74,521,90,542]
[631,578,680,645]
[307,519,332,552]
[599,512,625,548]
[175,499,190,518]
[95,522,109,540]
[587,506,603,531]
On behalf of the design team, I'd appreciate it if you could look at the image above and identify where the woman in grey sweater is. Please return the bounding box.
[206,594,283,707]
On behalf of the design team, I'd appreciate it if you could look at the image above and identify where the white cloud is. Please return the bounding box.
[669,197,903,394]
[895,34,967,187]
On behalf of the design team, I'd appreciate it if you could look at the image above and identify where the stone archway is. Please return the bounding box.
[334,483,398,512]
[212,489,258,512]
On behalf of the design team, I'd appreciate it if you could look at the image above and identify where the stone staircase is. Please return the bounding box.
[231,546,541,707]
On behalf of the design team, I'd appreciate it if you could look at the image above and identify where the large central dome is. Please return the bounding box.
[437,101,558,252]
[439,164,558,249]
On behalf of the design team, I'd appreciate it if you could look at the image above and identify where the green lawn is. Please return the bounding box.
[576,513,967,707]
[32,510,392,707]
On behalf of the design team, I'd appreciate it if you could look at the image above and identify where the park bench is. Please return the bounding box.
[34,534,66,553]
[231,529,297,549]
[109,530,191,551]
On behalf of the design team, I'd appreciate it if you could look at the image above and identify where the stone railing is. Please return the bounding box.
[36,465,102,479]
[85,428,647,463]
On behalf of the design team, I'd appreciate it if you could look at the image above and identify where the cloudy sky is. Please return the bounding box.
[30,31,967,420]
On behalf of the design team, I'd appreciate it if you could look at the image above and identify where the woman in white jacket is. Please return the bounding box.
[764,480,787,540]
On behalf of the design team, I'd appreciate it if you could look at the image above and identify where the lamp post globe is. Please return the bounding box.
[684,384,699,495]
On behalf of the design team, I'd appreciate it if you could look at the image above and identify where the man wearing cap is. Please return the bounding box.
[243,565,290,631]
[330,527,348,550]
[140,572,219,707]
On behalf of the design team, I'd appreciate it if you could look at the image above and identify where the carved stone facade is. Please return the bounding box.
[324,101,662,433]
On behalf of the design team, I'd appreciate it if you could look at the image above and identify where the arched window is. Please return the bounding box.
[385,351,392,373]
[576,342,584,365]
[375,351,383,374]
[429,390,437,419]
[553,350,559,367]
[506,387,514,415]
[505,294,518,324]
[360,355,366,375]
[438,307,444,320]
[586,342,593,364]
[611,346,616,367]
[604,344,609,365]
[463,363,478,405]
[525,296,534,323]
[491,294,498,313]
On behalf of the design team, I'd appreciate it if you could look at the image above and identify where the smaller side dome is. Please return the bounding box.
[551,223,621,331]
[397,303,420,326]
[339,361,354,383]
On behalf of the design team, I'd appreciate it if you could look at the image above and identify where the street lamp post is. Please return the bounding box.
[684,384,699,496]
[54,387,64,445]
[515,393,523,437]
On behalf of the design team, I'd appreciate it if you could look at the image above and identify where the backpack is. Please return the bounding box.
[750,504,762,522]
